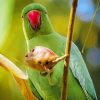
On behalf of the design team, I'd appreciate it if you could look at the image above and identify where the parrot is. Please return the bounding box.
[25,46,67,85]
[22,3,98,100]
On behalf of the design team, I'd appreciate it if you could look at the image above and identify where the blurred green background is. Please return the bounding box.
[0,0,100,100]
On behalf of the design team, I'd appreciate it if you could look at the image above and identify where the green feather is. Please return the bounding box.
[28,79,43,100]
[22,3,98,100]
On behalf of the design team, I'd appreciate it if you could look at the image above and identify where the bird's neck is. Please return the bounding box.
[39,16,55,35]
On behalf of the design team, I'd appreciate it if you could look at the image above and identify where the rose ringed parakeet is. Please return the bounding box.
[22,3,97,100]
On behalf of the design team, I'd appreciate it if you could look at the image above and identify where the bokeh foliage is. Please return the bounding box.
[0,0,100,100]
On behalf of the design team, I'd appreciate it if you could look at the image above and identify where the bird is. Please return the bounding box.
[22,3,97,100]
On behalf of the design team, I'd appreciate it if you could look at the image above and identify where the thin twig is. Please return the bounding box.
[82,0,100,53]
[61,0,78,100]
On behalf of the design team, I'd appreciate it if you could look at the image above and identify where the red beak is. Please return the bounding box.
[27,10,41,30]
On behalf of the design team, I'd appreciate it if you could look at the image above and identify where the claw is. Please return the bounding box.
[47,71,54,86]
[40,72,48,76]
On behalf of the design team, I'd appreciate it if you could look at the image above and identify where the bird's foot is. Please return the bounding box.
[47,70,54,86]
[40,71,48,76]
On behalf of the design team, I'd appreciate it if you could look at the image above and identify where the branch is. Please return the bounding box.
[61,0,78,100]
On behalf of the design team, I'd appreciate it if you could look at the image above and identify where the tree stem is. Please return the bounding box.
[61,0,78,100]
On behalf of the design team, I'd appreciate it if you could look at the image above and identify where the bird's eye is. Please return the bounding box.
[45,11,47,14]
[38,61,41,64]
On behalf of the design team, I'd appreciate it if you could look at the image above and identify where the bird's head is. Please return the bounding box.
[22,3,54,39]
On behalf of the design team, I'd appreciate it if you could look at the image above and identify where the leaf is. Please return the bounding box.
[0,0,14,47]
[15,77,37,100]
[0,54,37,100]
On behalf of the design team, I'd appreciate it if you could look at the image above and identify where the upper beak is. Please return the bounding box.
[27,10,41,30]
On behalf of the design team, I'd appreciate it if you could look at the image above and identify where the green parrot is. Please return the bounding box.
[22,3,97,100]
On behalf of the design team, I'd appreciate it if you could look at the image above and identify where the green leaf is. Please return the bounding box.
[0,0,14,47]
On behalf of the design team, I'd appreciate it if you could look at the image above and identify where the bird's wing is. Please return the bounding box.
[70,43,97,100]
[28,78,43,100]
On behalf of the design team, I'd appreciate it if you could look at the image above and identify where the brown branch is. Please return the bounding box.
[61,0,78,100]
